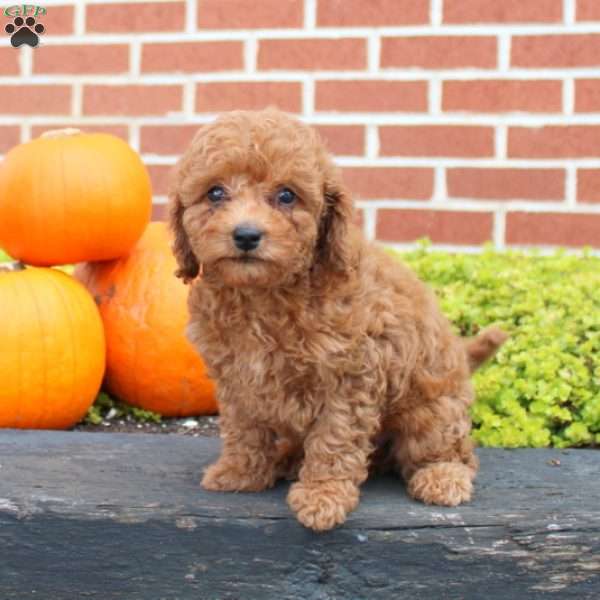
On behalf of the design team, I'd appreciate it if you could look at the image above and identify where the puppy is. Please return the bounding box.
[168,109,504,531]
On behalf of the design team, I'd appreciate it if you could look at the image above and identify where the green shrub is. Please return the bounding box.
[85,392,162,425]
[397,242,600,449]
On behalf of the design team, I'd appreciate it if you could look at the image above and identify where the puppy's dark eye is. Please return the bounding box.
[207,185,226,203]
[276,188,296,206]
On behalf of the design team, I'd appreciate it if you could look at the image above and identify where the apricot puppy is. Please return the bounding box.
[168,109,502,531]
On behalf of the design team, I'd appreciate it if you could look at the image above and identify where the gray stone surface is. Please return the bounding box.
[0,431,599,599]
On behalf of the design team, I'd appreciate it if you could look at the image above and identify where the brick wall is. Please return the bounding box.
[2,0,600,250]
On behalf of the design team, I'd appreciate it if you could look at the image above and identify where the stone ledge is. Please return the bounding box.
[1,431,598,599]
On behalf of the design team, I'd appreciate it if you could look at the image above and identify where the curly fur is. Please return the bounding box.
[168,109,505,531]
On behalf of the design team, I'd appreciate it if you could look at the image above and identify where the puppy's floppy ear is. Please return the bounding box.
[168,187,199,284]
[317,168,354,274]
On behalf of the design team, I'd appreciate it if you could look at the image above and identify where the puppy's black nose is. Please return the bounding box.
[233,225,263,252]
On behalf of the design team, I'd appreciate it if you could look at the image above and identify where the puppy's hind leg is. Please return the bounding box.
[390,391,478,507]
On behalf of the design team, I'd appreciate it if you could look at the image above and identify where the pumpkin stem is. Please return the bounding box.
[40,128,83,139]
[0,261,26,272]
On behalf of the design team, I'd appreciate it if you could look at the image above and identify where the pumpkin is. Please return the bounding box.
[0,264,106,429]
[0,129,151,267]
[75,223,217,416]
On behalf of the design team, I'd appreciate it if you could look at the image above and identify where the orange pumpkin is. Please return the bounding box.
[0,129,151,266]
[75,223,217,416]
[0,264,106,429]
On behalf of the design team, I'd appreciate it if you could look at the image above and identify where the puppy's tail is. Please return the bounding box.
[464,326,508,373]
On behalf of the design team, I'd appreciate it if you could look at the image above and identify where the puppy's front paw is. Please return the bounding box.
[201,460,275,492]
[287,480,359,531]
[408,462,474,506]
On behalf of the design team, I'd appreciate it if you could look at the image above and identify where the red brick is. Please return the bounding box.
[141,125,365,160]
[0,126,20,153]
[0,48,19,75]
[447,168,565,201]
[443,80,562,113]
[33,44,129,74]
[258,38,366,71]
[509,126,600,158]
[0,86,71,115]
[577,170,600,203]
[315,125,364,156]
[30,124,129,141]
[577,0,600,21]
[343,168,433,200]
[575,80,600,112]
[381,36,497,69]
[152,203,167,221]
[380,126,494,158]
[376,209,493,245]
[196,81,302,113]
[83,85,182,116]
[140,125,200,155]
[198,0,303,28]
[444,0,562,23]
[147,164,174,196]
[512,35,600,68]
[317,0,428,26]
[39,4,75,35]
[316,81,427,113]
[142,41,243,73]
[506,212,600,246]
[86,2,185,32]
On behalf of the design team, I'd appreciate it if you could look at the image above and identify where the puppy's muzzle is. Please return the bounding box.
[233,224,263,252]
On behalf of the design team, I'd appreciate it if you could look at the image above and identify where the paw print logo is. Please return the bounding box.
[5,16,45,48]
